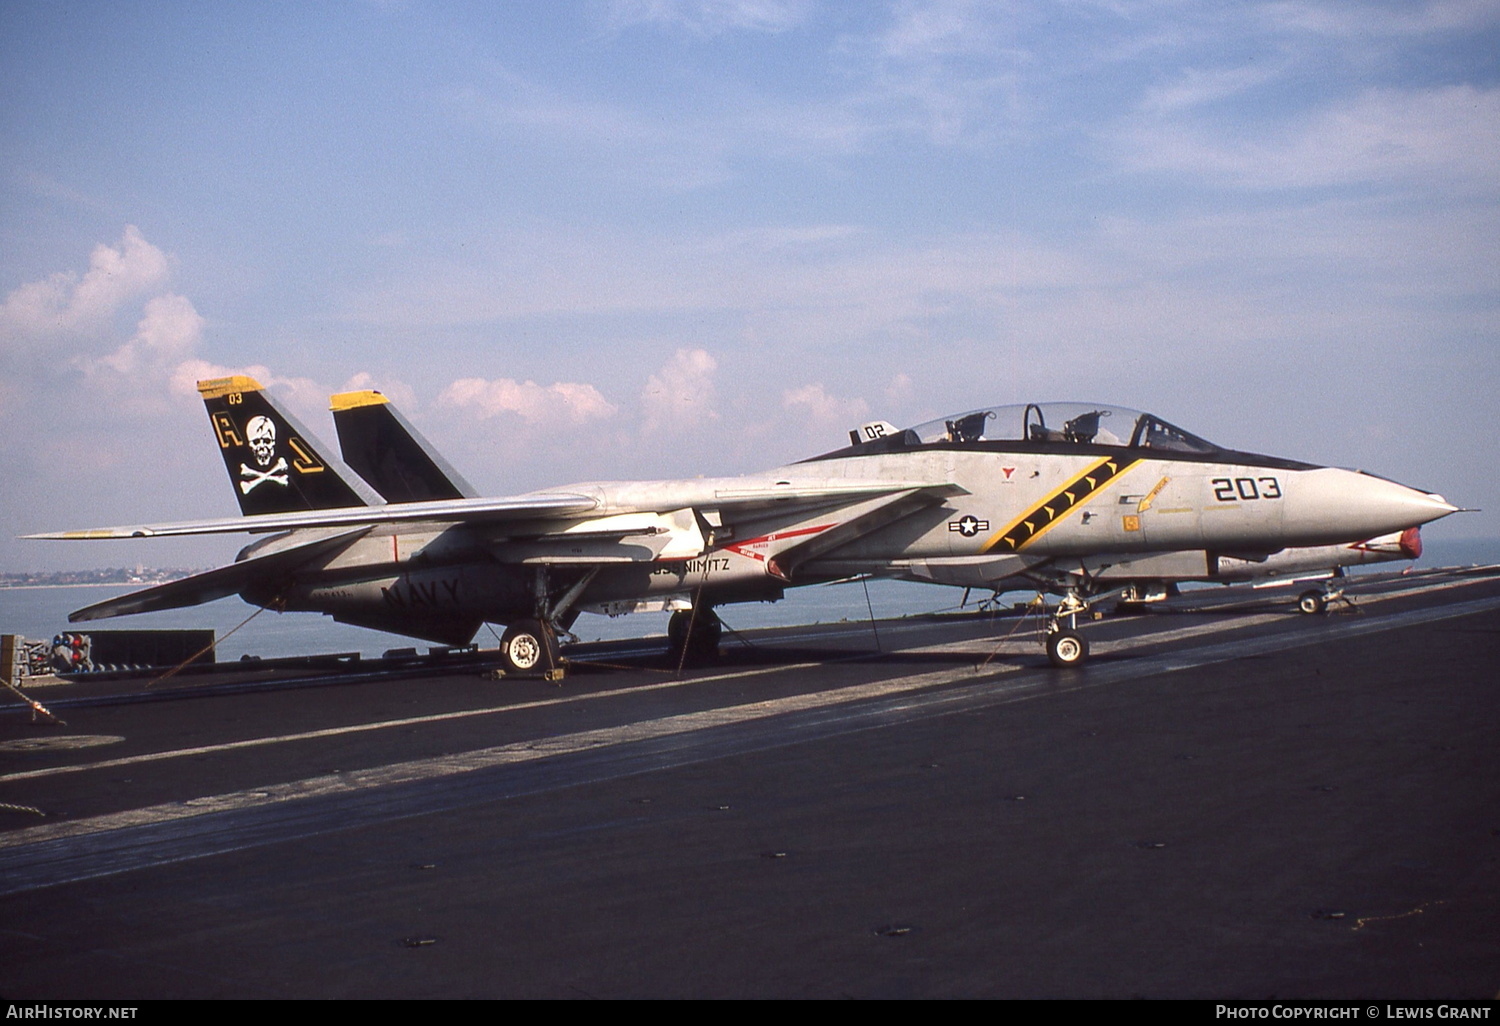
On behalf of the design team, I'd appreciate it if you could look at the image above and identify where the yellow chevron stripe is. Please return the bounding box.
[981,457,1112,552]
[981,456,1143,552]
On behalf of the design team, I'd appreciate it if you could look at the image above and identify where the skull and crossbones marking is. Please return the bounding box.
[240,457,289,493]
[246,416,277,467]
[239,415,288,493]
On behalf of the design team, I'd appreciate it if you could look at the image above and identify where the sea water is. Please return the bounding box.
[3,537,1494,661]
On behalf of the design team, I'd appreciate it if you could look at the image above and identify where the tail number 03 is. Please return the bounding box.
[1212,477,1281,502]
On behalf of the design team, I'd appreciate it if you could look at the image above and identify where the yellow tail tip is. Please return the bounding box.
[197,375,265,399]
[329,389,389,411]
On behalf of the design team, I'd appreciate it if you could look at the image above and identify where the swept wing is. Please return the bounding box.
[27,482,953,540]
[24,493,602,540]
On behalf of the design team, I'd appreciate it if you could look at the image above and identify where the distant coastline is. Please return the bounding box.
[1,582,179,590]
[0,569,201,590]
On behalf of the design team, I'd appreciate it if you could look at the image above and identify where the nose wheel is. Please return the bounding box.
[1297,580,1351,615]
[1297,590,1327,615]
[1046,628,1089,668]
[1039,585,1102,668]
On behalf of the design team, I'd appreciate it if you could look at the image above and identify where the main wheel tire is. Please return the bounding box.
[668,608,722,664]
[694,611,723,656]
[1298,590,1327,615]
[1046,629,1089,668]
[667,609,690,653]
[500,619,556,674]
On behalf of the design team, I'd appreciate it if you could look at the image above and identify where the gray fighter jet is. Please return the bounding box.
[329,390,1427,623]
[29,377,1458,671]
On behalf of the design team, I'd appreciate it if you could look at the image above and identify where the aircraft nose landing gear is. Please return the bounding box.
[1046,628,1089,668]
[1297,571,1351,615]
[1042,588,1097,668]
[1297,590,1328,615]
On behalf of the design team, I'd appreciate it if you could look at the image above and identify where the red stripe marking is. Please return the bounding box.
[724,523,836,562]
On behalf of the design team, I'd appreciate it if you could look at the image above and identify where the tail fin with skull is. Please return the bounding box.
[197,376,381,516]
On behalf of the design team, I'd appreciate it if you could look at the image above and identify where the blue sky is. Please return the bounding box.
[2,0,1497,570]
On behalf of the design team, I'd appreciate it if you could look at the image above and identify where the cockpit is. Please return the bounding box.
[890,403,1223,454]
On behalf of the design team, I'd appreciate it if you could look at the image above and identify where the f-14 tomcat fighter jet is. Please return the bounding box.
[29,378,1457,672]
[325,390,1428,620]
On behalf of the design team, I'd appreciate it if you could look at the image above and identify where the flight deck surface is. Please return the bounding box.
[3,567,1498,999]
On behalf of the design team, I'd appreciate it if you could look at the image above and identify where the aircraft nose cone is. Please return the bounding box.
[1284,469,1458,546]
[1374,482,1458,528]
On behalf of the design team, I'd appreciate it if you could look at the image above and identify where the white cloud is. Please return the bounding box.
[339,371,419,411]
[439,376,618,425]
[885,372,915,405]
[832,0,1025,147]
[877,0,1000,60]
[1258,0,1500,40]
[0,225,170,343]
[1112,85,1500,193]
[641,347,718,434]
[164,361,334,433]
[1139,61,1289,115]
[91,294,205,376]
[0,226,231,422]
[0,228,361,431]
[782,382,869,425]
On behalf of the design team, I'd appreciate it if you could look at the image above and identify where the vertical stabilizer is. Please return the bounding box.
[198,376,381,515]
[330,389,478,503]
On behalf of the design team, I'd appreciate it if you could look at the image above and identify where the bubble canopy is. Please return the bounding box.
[903,403,1222,454]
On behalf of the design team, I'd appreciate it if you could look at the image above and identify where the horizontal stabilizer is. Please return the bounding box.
[68,528,370,622]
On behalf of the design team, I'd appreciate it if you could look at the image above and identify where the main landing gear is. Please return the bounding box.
[668,607,723,666]
[495,567,600,680]
[499,618,561,677]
